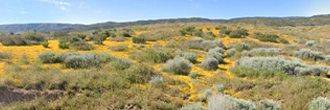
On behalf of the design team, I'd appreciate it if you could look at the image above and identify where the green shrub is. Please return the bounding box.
[109,44,128,51]
[229,31,242,38]
[58,40,69,49]
[131,49,173,63]
[0,52,11,60]
[279,38,289,44]
[189,72,198,79]
[207,95,256,110]
[214,84,224,93]
[120,63,154,84]
[254,33,279,43]
[149,76,164,87]
[166,57,193,75]
[226,48,236,57]
[110,36,125,42]
[205,51,225,63]
[309,97,330,110]
[220,29,232,35]
[97,53,116,63]
[69,41,94,51]
[208,47,226,54]
[64,53,100,69]
[38,51,59,63]
[310,65,330,76]
[235,43,250,52]
[201,58,219,70]
[181,104,204,110]
[175,51,197,63]
[180,26,196,36]
[133,36,146,44]
[111,58,132,70]
[325,55,330,64]
[69,36,82,43]
[258,99,281,110]
[75,34,87,39]
[242,48,282,57]
[121,32,132,37]
[305,41,318,47]
[41,41,49,48]
[294,49,324,61]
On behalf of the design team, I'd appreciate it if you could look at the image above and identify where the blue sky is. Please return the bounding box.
[0,0,329,25]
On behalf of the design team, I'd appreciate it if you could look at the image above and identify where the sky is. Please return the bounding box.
[0,0,329,25]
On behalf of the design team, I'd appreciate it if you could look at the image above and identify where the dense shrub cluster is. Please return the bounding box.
[252,33,288,43]
[144,31,181,41]
[258,99,281,110]
[131,49,173,63]
[58,40,69,49]
[181,104,204,110]
[133,36,146,44]
[175,50,197,63]
[234,57,329,77]
[69,41,94,50]
[220,29,232,35]
[200,47,225,70]
[109,44,128,51]
[180,26,196,36]
[294,49,325,61]
[207,95,256,110]
[38,52,115,69]
[0,52,12,60]
[242,48,282,56]
[228,29,249,38]
[188,38,224,51]
[0,35,46,46]
[235,43,250,52]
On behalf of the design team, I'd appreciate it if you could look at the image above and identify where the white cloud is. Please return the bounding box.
[60,6,67,11]
[20,11,29,14]
[39,0,71,6]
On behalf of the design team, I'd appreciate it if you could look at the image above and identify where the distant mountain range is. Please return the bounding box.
[2,14,330,32]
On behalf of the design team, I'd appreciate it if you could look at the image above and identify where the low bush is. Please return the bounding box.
[189,72,198,79]
[242,48,282,57]
[220,29,232,35]
[133,36,146,44]
[201,57,219,70]
[41,41,49,48]
[131,49,173,63]
[145,31,181,41]
[75,34,87,39]
[201,40,224,51]
[175,50,197,63]
[208,47,226,54]
[229,31,242,38]
[294,49,325,61]
[309,97,330,110]
[0,52,11,60]
[64,53,101,69]
[180,26,196,36]
[110,36,125,42]
[205,51,225,63]
[69,41,94,51]
[279,38,289,44]
[149,76,164,87]
[258,99,281,110]
[235,43,250,52]
[310,65,330,76]
[253,33,280,43]
[234,57,328,77]
[180,104,204,110]
[325,55,330,64]
[166,57,193,75]
[226,48,236,57]
[58,40,69,49]
[305,40,318,47]
[110,58,132,70]
[207,95,256,110]
[109,44,128,51]
[214,84,224,93]
[38,51,59,63]
[120,63,154,84]
[69,36,83,43]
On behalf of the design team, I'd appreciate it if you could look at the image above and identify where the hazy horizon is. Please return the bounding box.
[1,0,330,25]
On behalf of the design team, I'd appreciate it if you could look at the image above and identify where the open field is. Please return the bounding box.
[1,22,330,109]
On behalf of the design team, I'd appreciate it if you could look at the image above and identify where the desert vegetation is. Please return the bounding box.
[1,22,330,110]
